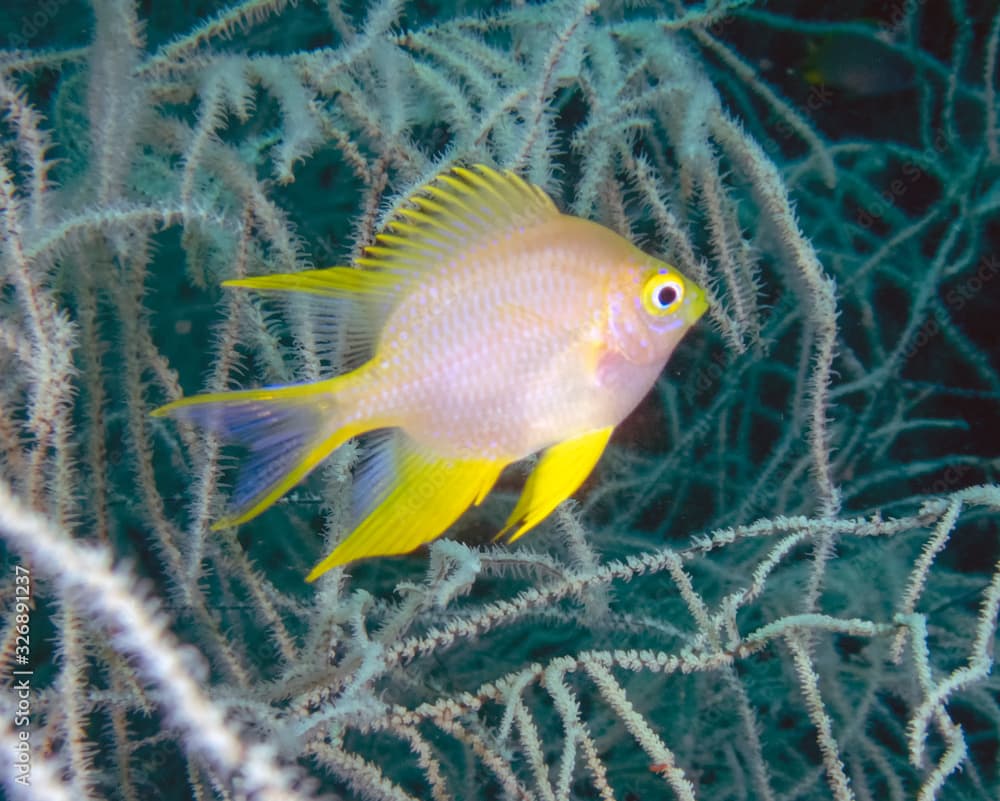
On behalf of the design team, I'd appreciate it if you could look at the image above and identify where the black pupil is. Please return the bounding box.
[656,283,678,308]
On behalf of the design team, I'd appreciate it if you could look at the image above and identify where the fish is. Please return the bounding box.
[152,165,708,581]
[802,32,914,96]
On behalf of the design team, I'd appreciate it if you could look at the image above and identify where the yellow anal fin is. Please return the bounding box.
[306,443,506,582]
[499,427,614,544]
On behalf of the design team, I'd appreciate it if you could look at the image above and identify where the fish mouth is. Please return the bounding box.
[687,282,709,323]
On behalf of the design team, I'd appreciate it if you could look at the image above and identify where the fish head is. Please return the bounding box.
[604,256,709,368]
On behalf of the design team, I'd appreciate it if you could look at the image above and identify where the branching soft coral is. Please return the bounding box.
[1,1,998,800]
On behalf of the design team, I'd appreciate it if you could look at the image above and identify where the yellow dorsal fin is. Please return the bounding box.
[221,166,561,374]
[356,164,559,273]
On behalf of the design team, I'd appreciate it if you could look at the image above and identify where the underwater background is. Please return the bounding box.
[0,0,998,799]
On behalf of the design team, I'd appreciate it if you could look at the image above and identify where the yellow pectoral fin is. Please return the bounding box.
[306,445,506,582]
[500,427,614,544]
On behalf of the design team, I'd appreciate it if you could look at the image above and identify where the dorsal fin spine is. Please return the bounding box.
[451,169,514,210]
[373,234,442,256]
[419,190,492,231]
[397,207,462,235]
[357,165,560,274]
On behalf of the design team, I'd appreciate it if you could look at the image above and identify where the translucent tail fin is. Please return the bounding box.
[152,377,366,528]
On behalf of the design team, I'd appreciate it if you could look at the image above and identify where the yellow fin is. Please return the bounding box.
[223,266,400,299]
[306,440,506,581]
[152,375,372,529]
[358,164,559,274]
[223,267,403,369]
[500,427,614,544]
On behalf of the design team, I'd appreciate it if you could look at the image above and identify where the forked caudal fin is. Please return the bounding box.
[151,376,367,529]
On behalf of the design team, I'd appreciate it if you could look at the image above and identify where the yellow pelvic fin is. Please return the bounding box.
[152,374,371,529]
[306,441,506,582]
[499,427,614,544]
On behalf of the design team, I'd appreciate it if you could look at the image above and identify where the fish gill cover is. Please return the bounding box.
[0,1,998,800]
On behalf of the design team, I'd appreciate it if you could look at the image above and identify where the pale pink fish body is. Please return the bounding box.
[350,215,675,460]
[154,165,708,580]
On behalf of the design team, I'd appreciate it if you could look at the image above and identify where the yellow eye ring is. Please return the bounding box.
[642,273,685,316]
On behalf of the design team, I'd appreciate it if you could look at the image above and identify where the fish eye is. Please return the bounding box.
[642,274,685,316]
